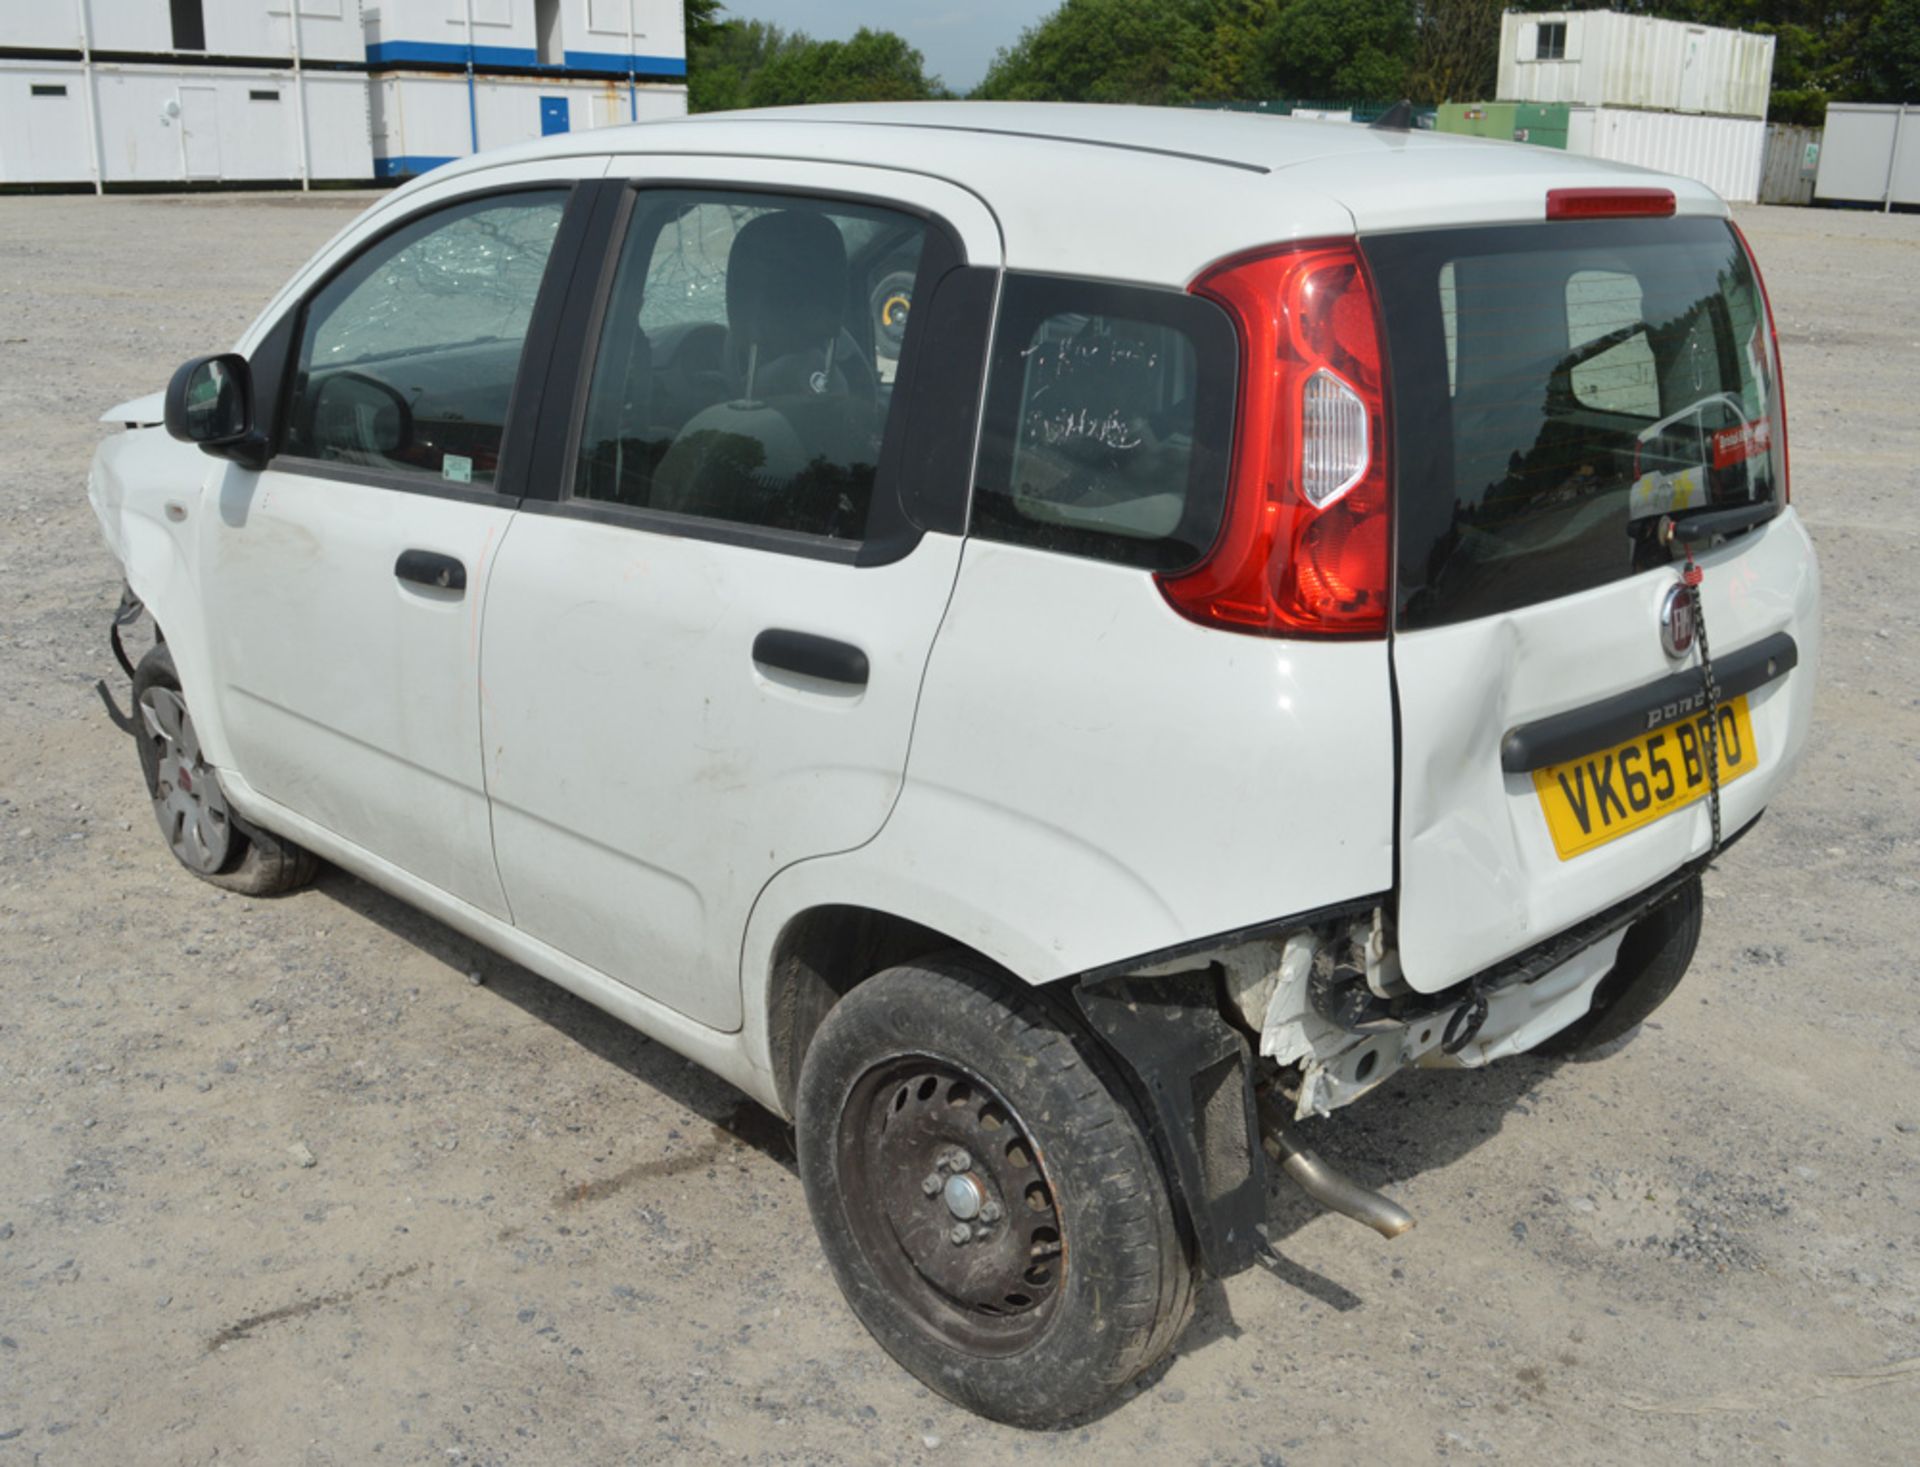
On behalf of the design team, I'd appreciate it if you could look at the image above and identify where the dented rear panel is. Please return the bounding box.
[1365,215,1819,992]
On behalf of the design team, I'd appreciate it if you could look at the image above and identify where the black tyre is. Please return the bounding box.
[132,643,318,897]
[796,954,1194,1428]
[1537,876,1703,1058]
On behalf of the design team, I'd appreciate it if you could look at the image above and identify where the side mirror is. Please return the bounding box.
[165,353,268,469]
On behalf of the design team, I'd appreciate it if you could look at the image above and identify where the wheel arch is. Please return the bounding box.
[92,431,235,768]
[761,903,972,1116]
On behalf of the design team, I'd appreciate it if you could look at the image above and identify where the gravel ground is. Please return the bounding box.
[2,193,1917,1466]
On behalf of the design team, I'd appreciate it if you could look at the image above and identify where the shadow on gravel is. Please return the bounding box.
[307,867,1557,1313]
[1263,1057,1556,1245]
[310,866,799,1174]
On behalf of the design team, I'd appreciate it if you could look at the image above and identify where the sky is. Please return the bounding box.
[720,1,1059,95]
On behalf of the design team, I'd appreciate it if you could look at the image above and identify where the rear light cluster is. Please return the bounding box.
[1158,241,1391,637]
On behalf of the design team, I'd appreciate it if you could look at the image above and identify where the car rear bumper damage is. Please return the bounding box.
[1073,823,1754,1275]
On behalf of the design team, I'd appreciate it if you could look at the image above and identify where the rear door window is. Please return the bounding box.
[970,275,1236,571]
[1367,217,1783,630]
[572,189,929,544]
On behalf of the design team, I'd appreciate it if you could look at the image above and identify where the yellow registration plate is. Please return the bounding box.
[1532,696,1759,861]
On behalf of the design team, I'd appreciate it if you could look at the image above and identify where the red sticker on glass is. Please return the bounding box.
[1712,418,1772,470]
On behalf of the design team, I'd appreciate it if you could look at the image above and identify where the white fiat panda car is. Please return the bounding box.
[89,103,1819,1426]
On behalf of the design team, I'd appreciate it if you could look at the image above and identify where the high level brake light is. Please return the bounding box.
[1158,241,1391,638]
[1545,187,1675,219]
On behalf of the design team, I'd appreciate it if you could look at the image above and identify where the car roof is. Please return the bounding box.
[390,102,1732,286]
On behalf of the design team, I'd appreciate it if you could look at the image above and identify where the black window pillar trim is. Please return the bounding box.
[499,178,627,504]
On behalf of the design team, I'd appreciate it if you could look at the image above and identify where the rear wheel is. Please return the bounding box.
[796,954,1194,1428]
[1538,876,1703,1057]
[132,644,318,896]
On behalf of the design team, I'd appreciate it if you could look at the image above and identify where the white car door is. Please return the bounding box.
[477,162,1001,1029]
[199,165,605,917]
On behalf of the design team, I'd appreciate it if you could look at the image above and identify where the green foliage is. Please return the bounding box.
[687,19,944,113]
[683,0,725,52]
[975,0,1211,103]
[749,28,945,106]
[1866,0,1920,100]
[1408,0,1503,104]
[684,0,1920,120]
[1257,0,1415,99]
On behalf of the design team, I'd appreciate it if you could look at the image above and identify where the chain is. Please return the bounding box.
[1681,547,1723,855]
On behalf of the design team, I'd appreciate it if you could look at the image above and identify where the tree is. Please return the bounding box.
[1408,0,1502,103]
[974,0,1209,103]
[972,0,1419,104]
[748,28,945,106]
[687,18,801,112]
[1866,0,1920,100]
[1256,0,1415,99]
[684,0,725,52]
[688,19,943,111]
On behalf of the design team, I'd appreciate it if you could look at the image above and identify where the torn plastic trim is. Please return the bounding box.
[110,581,145,679]
[1076,893,1383,989]
[1073,969,1270,1278]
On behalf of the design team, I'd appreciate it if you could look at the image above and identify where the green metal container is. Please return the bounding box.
[1437,101,1569,150]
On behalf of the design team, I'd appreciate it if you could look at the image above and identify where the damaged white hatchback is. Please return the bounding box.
[89,103,1820,1426]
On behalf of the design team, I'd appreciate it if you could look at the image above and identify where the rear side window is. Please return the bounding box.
[970,275,1235,571]
[1366,218,1784,630]
[572,189,930,544]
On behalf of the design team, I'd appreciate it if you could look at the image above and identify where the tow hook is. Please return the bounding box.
[1257,1094,1416,1240]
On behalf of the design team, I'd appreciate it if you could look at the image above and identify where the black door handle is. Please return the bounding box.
[753,629,870,687]
[394,549,466,592]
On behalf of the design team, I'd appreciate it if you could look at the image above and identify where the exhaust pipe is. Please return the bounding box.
[1258,1102,1415,1239]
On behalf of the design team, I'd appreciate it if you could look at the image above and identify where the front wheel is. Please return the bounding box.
[796,955,1194,1428]
[132,643,318,896]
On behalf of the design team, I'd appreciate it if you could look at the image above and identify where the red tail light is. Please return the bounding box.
[1730,219,1790,504]
[1545,187,1675,219]
[1158,241,1391,638]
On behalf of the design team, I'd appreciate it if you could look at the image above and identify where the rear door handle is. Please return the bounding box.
[394,549,466,592]
[752,629,869,687]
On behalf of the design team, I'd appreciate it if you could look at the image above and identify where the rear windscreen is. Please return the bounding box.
[1363,217,1784,631]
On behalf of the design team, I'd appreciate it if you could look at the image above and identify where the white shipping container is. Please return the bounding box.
[1566,106,1766,204]
[0,64,98,185]
[2,1,365,67]
[1,61,370,187]
[368,70,686,177]
[364,0,686,78]
[1500,11,1774,121]
[1815,103,1920,208]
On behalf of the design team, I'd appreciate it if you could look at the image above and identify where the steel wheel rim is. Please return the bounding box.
[837,1055,1066,1357]
[138,685,232,874]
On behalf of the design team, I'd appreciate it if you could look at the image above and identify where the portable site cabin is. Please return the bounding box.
[0,0,370,189]
[1815,103,1920,210]
[0,0,688,191]
[1455,10,1777,205]
[363,0,688,178]
[1498,10,1774,119]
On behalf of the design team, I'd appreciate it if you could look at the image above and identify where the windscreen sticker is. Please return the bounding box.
[1711,417,1772,471]
[442,454,473,485]
[1629,466,1703,521]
